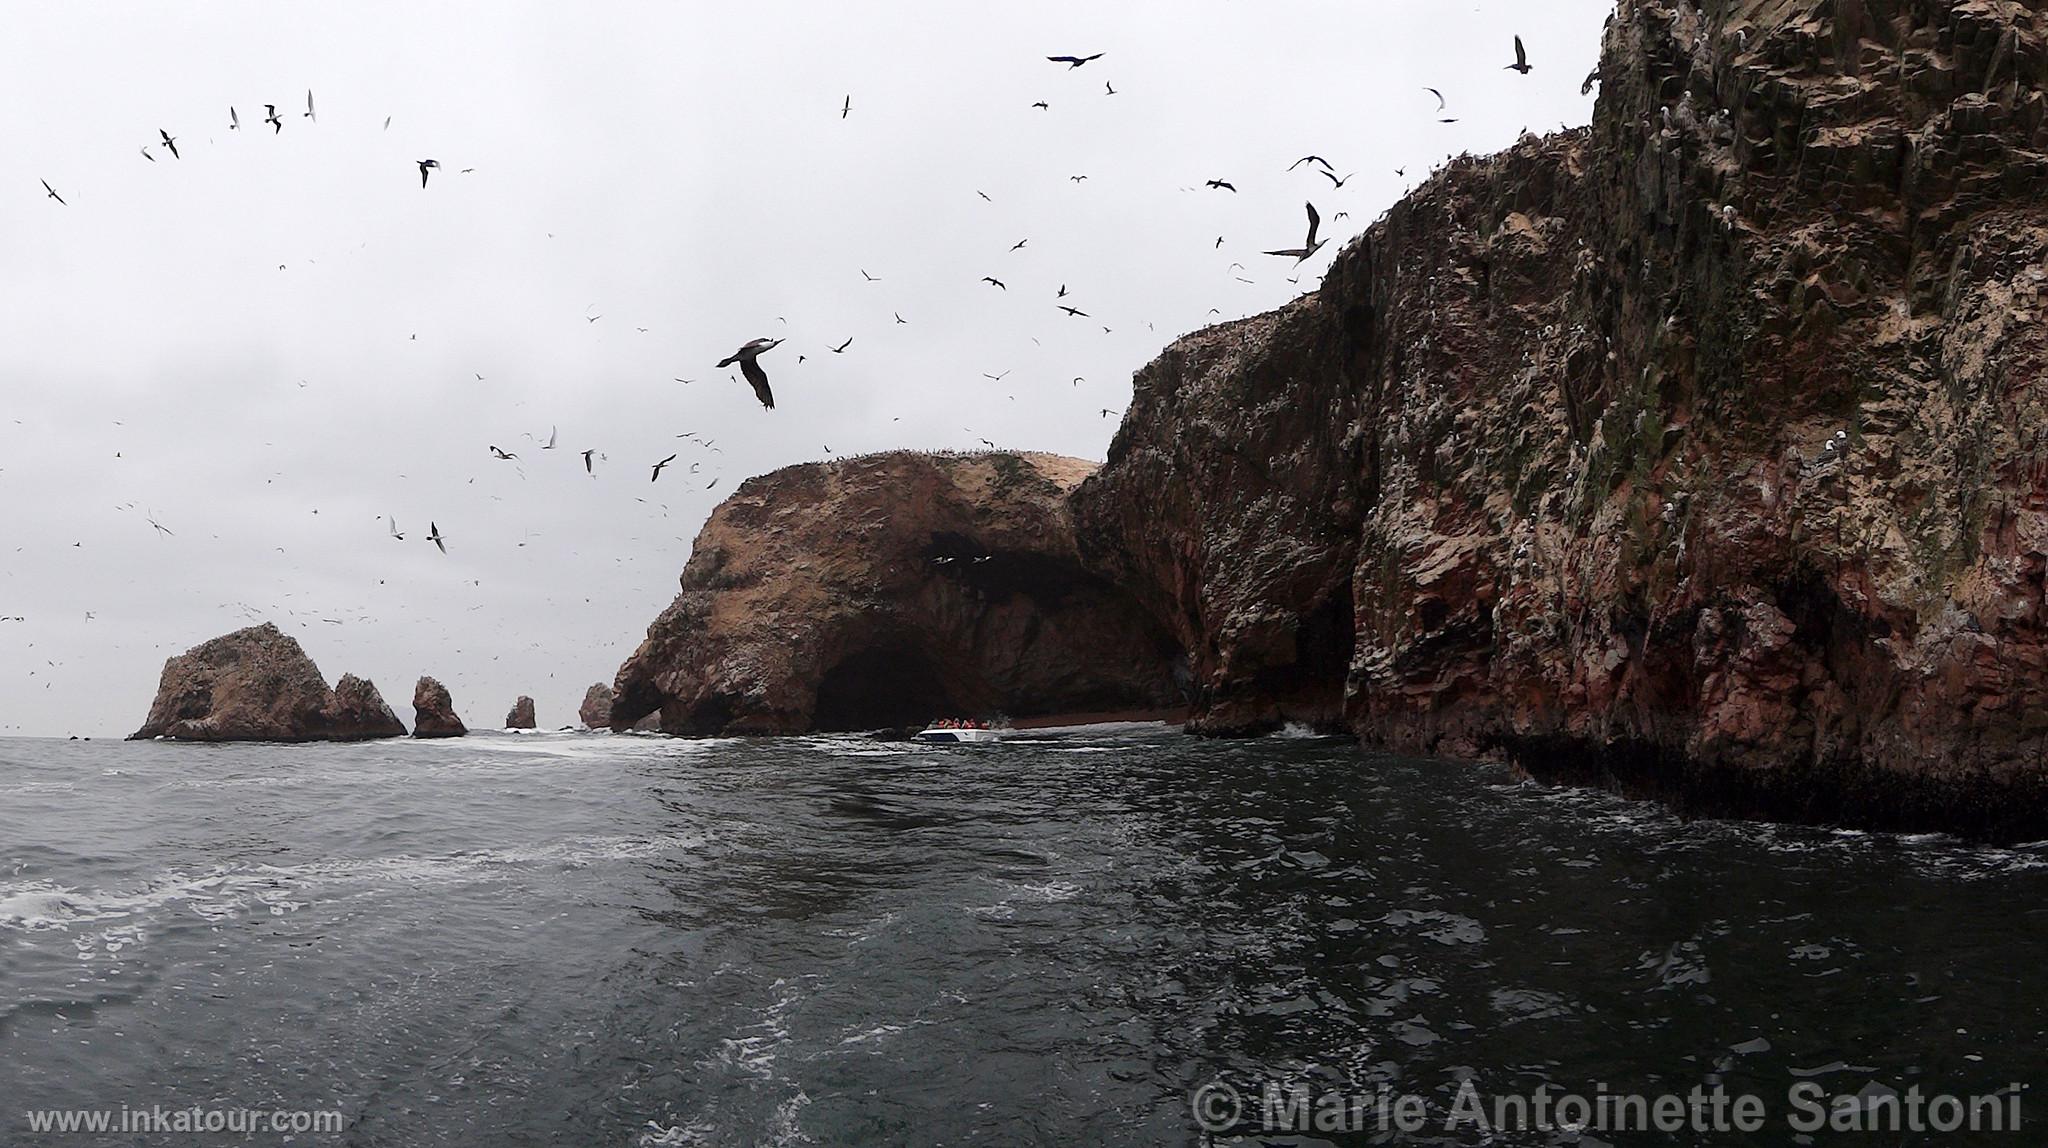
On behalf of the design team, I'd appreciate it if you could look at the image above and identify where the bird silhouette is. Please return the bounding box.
[305,89,318,120]
[1507,35,1532,74]
[1263,201,1324,263]
[427,522,446,554]
[489,445,518,460]
[228,107,239,131]
[1206,179,1236,191]
[1047,53,1103,68]
[1105,80,1117,95]
[1288,156,1333,172]
[715,338,783,409]
[841,94,851,119]
[158,130,179,159]
[1011,239,1028,251]
[1058,305,1089,317]
[264,104,283,133]
[651,454,677,482]
[417,159,440,187]
[982,277,1007,290]
[581,449,596,474]
[1321,170,1355,188]
[40,180,64,205]
[830,337,853,353]
[1030,101,1050,110]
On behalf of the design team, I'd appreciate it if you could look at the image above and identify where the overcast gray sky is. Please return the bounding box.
[0,1,1607,738]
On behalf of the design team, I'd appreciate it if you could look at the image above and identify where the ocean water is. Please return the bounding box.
[0,727,2043,1146]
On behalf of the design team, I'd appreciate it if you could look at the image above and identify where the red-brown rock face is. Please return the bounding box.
[128,623,406,742]
[1072,0,2048,837]
[610,452,1185,734]
[412,676,466,739]
[505,696,537,730]
[579,683,614,729]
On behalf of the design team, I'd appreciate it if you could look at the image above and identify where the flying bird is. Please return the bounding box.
[427,522,446,554]
[228,107,239,131]
[982,277,1007,290]
[386,517,405,541]
[1010,239,1028,251]
[1105,80,1117,95]
[976,190,992,201]
[1206,179,1236,191]
[417,159,440,187]
[139,146,154,162]
[1047,53,1103,68]
[159,130,179,159]
[1424,88,1447,112]
[841,94,851,118]
[1321,170,1355,188]
[1057,284,1068,297]
[264,104,283,133]
[714,337,783,409]
[894,312,907,324]
[651,454,677,482]
[1288,155,1334,172]
[305,89,317,120]
[1263,201,1325,263]
[40,180,64,205]
[1030,101,1050,110]
[581,449,596,474]
[489,445,518,460]
[541,426,558,449]
[1507,35,1532,74]
[830,337,853,353]
[860,269,880,281]
[1069,174,1088,182]
[1058,305,1089,317]
[1581,68,1601,95]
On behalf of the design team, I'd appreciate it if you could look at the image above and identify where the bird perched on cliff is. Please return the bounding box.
[1263,201,1324,263]
[1507,35,1532,74]
[417,159,440,187]
[1206,179,1236,192]
[427,522,446,554]
[1047,53,1102,68]
[158,130,179,159]
[651,454,677,482]
[264,104,283,133]
[41,180,64,205]
[714,337,783,409]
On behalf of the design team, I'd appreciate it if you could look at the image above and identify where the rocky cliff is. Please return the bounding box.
[130,623,406,742]
[1072,0,2048,836]
[506,696,537,730]
[610,451,1185,734]
[579,683,614,729]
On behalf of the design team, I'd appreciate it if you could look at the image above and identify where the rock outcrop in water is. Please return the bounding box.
[129,623,406,742]
[506,696,537,729]
[579,683,613,729]
[412,676,466,739]
[610,451,1185,734]
[609,0,2048,837]
[1073,0,2048,837]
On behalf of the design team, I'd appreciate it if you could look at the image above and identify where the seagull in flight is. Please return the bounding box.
[159,130,179,159]
[417,159,440,187]
[427,522,446,554]
[1424,88,1448,113]
[1206,179,1236,191]
[541,426,558,449]
[1010,239,1028,251]
[1047,53,1103,68]
[228,107,240,131]
[305,89,318,120]
[386,516,405,541]
[264,104,283,133]
[841,94,851,119]
[1288,156,1333,172]
[1058,305,1089,317]
[860,269,880,281]
[40,180,64,205]
[488,445,518,460]
[982,277,1007,290]
[1321,170,1355,188]
[714,337,783,409]
[651,454,677,482]
[1263,201,1324,263]
[581,449,596,474]
[831,337,853,353]
[1105,80,1117,95]
[1030,101,1050,110]
[1507,35,1532,74]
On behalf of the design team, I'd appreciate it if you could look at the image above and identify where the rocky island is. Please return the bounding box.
[129,623,406,742]
[611,0,2048,838]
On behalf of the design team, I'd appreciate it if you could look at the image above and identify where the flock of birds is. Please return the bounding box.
[13,27,1557,688]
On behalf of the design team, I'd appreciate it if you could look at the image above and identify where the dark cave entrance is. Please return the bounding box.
[812,647,960,731]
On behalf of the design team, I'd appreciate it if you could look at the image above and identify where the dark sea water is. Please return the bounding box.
[1,726,2044,1146]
